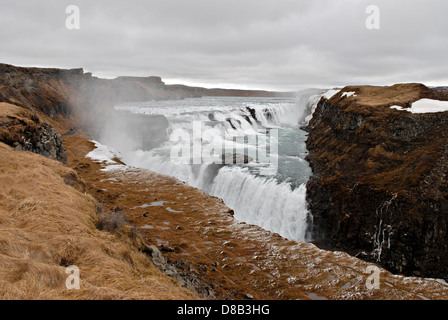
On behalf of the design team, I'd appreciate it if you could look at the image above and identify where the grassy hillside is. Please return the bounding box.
[0,141,196,299]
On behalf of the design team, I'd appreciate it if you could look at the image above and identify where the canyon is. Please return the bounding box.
[1,63,448,299]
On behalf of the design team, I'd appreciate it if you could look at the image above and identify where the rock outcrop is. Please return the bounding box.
[305,83,448,279]
[0,103,67,163]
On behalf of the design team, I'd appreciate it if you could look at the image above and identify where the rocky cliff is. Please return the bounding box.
[0,103,67,163]
[305,83,448,279]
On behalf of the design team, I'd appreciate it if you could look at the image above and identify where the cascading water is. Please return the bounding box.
[105,89,327,242]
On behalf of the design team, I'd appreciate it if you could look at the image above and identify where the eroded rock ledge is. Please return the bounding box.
[0,103,67,163]
[305,83,448,279]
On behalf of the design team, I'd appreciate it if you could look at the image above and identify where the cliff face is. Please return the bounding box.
[305,83,448,279]
[0,63,199,120]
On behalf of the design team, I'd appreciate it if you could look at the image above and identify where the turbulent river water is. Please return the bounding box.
[102,89,328,242]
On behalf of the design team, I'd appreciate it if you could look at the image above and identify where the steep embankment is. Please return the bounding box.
[0,141,195,299]
[306,83,448,279]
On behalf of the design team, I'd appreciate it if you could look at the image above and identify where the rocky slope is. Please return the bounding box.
[305,83,448,279]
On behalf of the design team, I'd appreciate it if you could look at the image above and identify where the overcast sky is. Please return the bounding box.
[1,0,447,91]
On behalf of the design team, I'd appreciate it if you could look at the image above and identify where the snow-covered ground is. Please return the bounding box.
[391,98,448,114]
[86,140,127,172]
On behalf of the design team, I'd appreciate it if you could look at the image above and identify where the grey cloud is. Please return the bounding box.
[0,0,447,91]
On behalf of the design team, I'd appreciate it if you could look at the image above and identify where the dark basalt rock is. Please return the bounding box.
[145,244,216,299]
[18,125,67,163]
[305,83,448,279]
[0,107,67,163]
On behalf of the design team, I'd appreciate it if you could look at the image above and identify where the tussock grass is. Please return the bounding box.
[96,209,129,234]
[0,142,195,300]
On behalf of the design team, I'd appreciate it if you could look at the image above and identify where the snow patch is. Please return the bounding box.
[341,91,356,98]
[86,140,126,171]
[391,99,448,114]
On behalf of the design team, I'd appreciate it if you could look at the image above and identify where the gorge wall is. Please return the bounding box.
[305,83,448,279]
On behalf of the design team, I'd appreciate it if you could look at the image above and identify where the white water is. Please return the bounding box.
[105,89,329,242]
[209,166,310,240]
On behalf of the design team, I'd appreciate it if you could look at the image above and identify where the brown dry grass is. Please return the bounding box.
[0,142,196,300]
[330,83,431,108]
[0,102,23,117]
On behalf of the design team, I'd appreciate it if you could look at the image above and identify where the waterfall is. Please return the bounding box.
[111,90,327,242]
[209,166,310,241]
